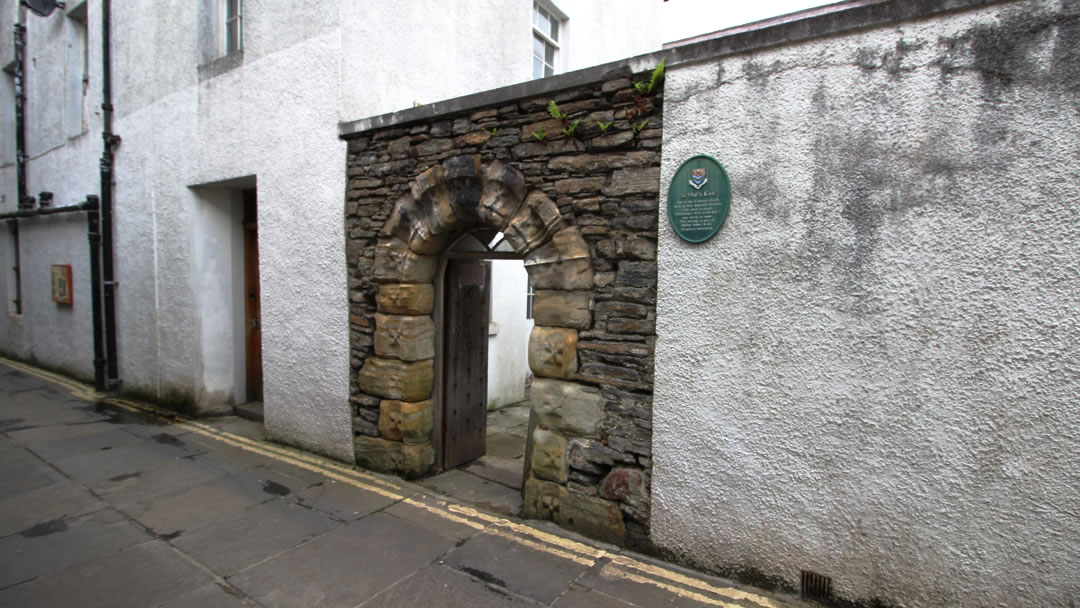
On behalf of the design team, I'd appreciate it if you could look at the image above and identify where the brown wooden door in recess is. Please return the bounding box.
[443,260,490,469]
[243,189,263,402]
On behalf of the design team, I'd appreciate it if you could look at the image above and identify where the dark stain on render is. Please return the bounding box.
[934,6,1080,101]
[855,39,925,77]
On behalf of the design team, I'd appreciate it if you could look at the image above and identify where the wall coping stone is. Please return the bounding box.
[339,0,1011,138]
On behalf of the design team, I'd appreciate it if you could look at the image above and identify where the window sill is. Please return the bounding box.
[197,50,244,82]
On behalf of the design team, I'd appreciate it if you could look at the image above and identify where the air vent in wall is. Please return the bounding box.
[801,570,833,602]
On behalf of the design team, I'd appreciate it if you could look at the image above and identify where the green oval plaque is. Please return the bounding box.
[667,155,731,243]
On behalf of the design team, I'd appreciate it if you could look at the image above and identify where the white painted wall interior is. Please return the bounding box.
[653,1,1080,606]
[486,259,532,411]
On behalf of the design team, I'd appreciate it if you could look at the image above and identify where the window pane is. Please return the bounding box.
[550,19,559,43]
[537,9,550,37]
[545,63,554,77]
[545,42,554,66]
[534,35,545,57]
[533,57,544,80]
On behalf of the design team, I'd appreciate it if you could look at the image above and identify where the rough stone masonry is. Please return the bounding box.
[342,66,663,548]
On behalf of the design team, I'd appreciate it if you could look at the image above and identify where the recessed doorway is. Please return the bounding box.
[421,230,534,515]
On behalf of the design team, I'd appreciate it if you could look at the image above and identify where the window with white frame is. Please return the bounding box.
[532,2,562,79]
[225,0,242,55]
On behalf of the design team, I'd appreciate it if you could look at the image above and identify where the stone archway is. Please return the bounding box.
[355,155,597,491]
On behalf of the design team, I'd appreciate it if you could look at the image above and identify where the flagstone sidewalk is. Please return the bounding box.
[0,359,806,608]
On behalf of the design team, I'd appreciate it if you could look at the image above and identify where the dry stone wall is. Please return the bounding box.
[343,68,663,548]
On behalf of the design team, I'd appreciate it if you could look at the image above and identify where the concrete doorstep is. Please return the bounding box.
[0,358,808,608]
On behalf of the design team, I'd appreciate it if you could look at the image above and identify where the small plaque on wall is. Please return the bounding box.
[51,265,73,304]
[667,155,731,243]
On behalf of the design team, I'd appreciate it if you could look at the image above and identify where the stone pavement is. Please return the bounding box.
[0,359,806,608]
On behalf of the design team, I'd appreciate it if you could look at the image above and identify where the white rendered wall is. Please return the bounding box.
[653,1,1080,606]
[486,259,531,410]
[338,0,662,121]
[1,1,662,463]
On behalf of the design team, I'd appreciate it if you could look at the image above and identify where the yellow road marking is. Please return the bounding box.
[1,357,798,608]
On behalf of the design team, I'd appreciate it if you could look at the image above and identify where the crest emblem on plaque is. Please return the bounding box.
[689,168,708,190]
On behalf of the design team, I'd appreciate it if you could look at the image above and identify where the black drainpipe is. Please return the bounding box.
[10,21,28,315]
[99,0,121,391]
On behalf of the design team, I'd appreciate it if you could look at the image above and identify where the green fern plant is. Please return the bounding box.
[632,119,649,134]
[532,126,547,141]
[633,58,666,95]
[596,120,613,133]
[561,119,581,138]
[483,126,499,136]
[547,100,568,120]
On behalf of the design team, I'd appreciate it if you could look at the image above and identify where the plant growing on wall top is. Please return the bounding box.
[633,58,666,95]
[561,119,581,138]
[547,100,568,120]
[532,126,547,141]
[595,120,612,133]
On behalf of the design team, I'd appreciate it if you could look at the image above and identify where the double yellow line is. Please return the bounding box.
[1,357,797,608]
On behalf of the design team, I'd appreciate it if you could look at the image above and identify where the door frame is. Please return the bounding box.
[432,237,521,472]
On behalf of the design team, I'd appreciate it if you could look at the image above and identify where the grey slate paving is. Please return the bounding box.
[443,529,593,604]
[228,511,458,607]
[0,507,151,589]
[0,361,804,608]
[0,540,214,608]
[170,498,340,576]
[0,480,107,537]
[361,564,542,607]
[420,468,523,516]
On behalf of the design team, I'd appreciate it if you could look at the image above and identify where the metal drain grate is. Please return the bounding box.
[801,570,833,602]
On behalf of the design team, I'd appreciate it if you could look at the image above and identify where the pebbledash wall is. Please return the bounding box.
[342,64,664,548]
[652,0,1080,606]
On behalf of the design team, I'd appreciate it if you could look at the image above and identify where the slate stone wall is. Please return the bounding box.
[343,67,663,548]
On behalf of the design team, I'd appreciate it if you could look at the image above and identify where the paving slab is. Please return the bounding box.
[118,465,311,537]
[92,456,231,507]
[463,453,527,490]
[487,430,528,459]
[383,492,490,541]
[295,477,407,522]
[170,498,341,576]
[443,528,593,604]
[228,511,457,608]
[0,480,107,537]
[0,447,68,500]
[23,427,145,462]
[155,582,256,608]
[552,583,642,607]
[49,438,205,486]
[361,563,542,607]
[0,540,215,608]
[0,507,151,589]
[420,468,523,516]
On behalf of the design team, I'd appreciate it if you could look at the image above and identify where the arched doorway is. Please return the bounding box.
[355,155,594,484]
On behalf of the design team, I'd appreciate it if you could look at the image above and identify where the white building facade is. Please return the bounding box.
[0,0,661,461]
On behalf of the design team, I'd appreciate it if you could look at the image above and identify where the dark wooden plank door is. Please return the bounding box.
[243,189,263,403]
[443,260,490,469]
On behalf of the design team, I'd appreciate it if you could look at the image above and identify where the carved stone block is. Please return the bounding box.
[529,327,579,379]
[531,427,569,484]
[356,357,433,401]
[503,191,564,255]
[533,290,591,330]
[374,313,434,361]
[478,160,527,230]
[378,399,434,445]
[373,237,436,284]
[531,378,602,438]
[376,284,434,315]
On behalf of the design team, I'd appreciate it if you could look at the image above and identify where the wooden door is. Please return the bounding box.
[443,260,490,468]
[243,189,263,402]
